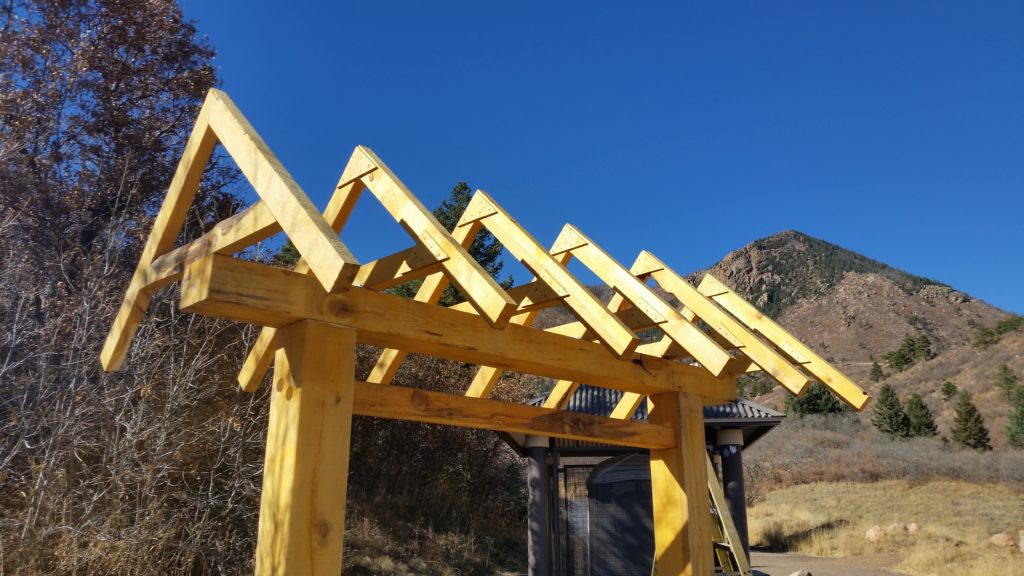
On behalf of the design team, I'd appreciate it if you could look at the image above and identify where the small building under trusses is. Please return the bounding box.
[504,386,784,576]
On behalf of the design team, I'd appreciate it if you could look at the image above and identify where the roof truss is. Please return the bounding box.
[102,88,870,576]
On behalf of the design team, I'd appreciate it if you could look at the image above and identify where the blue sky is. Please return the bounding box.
[180,1,1023,314]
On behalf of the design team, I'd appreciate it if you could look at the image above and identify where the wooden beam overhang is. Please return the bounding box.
[180,254,737,401]
[696,274,870,410]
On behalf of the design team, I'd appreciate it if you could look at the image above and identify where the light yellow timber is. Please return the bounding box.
[697,274,870,409]
[99,88,871,576]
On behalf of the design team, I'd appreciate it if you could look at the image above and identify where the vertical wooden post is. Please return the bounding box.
[648,391,713,576]
[255,320,356,576]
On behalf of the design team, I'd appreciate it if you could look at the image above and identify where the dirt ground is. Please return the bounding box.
[751,551,907,576]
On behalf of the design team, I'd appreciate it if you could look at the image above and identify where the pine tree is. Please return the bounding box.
[995,364,1019,400]
[951,391,992,451]
[785,382,847,417]
[905,393,938,437]
[940,381,958,401]
[1007,387,1024,449]
[912,334,933,361]
[391,182,513,303]
[872,384,910,438]
[869,361,884,383]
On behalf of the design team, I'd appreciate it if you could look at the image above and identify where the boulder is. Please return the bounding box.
[788,571,813,576]
[907,522,920,536]
[865,526,884,542]
[988,533,1015,548]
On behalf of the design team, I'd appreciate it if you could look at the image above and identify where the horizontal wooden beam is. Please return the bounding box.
[351,381,675,449]
[448,280,564,316]
[352,243,447,291]
[182,255,736,401]
[146,202,281,290]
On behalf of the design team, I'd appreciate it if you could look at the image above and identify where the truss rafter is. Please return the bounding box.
[101,89,869,576]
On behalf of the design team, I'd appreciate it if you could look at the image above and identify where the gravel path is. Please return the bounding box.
[751,551,908,576]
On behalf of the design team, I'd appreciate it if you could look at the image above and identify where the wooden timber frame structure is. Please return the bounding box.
[101,89,870,576]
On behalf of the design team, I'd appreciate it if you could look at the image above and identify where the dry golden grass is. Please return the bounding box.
[749,480,1024,576]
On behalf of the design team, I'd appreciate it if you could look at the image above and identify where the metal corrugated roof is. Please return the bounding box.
[528,384,783,424]
[509,385,783,454]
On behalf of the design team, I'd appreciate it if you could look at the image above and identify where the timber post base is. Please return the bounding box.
[255,320,356,576]
[648,391,713,576]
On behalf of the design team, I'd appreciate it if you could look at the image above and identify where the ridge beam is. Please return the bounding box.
[551,224,739,377]
[633,251,811,396]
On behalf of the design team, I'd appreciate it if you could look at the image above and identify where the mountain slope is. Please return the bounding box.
[693,230,1010,379]
[694,230,1021,445]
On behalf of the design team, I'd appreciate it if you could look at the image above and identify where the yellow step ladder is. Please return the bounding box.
[707,454,752,576]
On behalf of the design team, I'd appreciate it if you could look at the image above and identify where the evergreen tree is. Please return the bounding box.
[940,381,958,401]
[872,384,910,438]
[884,336,917,372]
[973,325,997,349]
[869,361,884,383]
[785,382,847,417]
[995,364,1019,400]
[273,239,301,267]
[1007,387,1024,449]
[912,334,933,361]
[391,182,513,303]
[905,393,939,437]
[951,391,992,451]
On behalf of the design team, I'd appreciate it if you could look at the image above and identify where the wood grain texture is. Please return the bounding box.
[459,191,637,358]
[100,98,218,371]
[697,274,870,410]
[351,381,675,449]
[553,224,739,377]
[648,392,714,576]
[255,321,355,576]
[635,251,812,395]
[181,255,736,400]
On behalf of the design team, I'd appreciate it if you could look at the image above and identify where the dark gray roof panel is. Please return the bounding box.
[528,384,783,424]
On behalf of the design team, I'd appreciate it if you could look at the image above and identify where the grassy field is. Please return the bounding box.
[748,480,1024,576]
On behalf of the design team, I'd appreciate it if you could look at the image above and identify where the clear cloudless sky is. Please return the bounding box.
[179,1,1023,314]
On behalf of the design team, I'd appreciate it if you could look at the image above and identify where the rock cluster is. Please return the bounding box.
[865,522,916,542]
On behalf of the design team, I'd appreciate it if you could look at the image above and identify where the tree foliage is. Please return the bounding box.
[884,334,932,373]
[940,380,958,401]
[869,361,884,383]
[871,384,910,439]
[951,391,992,451]
[905,393,938,437]
[785,381,847,417]
[975,316,1024,349]
[0,1,258,572]
[1007,386,1024,450]
[995,363,1019,401]
[390,181,513,305]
